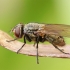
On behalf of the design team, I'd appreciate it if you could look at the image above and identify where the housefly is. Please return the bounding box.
[7,23,70,64]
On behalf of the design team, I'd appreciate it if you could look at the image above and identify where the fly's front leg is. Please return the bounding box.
[17,35,26,53]
[6,38,18,42]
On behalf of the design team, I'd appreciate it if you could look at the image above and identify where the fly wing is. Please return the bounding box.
[38,24,70,37]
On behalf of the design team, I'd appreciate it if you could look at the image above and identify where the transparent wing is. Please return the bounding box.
[38,24,70,37]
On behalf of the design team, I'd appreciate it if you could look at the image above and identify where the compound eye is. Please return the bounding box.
[12,23,23,38]
[14,26,20,38]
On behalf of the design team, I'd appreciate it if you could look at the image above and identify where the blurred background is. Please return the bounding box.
[0,0,70,70]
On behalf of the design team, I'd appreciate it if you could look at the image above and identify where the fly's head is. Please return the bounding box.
[11,23,24,38]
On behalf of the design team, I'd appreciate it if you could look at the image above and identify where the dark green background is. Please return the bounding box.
[0,0,70,70]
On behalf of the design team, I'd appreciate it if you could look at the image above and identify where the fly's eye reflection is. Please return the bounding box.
[7,23,70,64]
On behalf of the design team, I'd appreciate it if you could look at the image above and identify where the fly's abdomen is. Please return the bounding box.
[46,35,65,46]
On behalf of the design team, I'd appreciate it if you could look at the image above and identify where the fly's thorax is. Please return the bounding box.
[24,23,39,34]
[38,24,46,30]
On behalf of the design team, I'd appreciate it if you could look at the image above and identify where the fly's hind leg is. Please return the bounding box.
[46,38,69,54]
[52,43,69,54]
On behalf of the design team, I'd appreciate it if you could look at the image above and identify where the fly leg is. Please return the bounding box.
[52,43,69,54]
[33,42,36,47]
[36,36,39,64]
[17,35,26,53]
[6,38,18,42]
[46,38,69,54]
[6,37,25,53]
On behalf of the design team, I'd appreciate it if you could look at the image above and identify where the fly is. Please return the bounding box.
[7,23,70,64]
